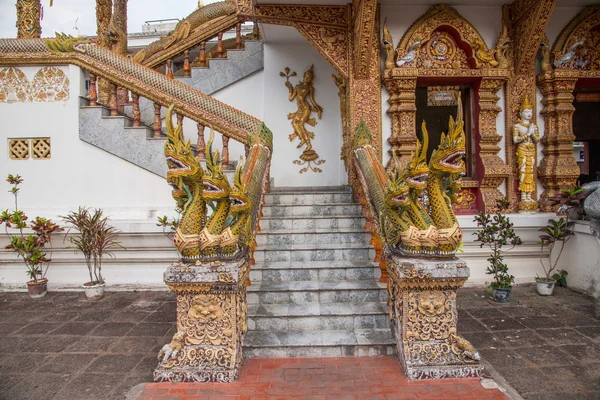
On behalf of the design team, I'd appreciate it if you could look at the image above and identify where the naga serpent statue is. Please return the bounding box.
[353,100,467,258]
[163,104,271,262]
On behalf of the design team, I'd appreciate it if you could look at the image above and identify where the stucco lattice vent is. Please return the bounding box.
[9,139,29,160]
[32,138,51,159]
[8,137,51,160]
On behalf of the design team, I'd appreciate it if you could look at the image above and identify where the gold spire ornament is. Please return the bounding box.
[513,95,539,212]
[280,66,325,173]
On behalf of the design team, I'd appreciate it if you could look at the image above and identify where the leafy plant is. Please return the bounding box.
[156,213,180,239]
[549,182,587,217]
[553,270,568,287]
[473,199,523,290]
[538,218,573,282]
[0,174,63,282]
[62,207,124,285]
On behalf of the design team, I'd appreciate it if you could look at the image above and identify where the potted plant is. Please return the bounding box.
[0,174,63,298]
[62,207,123,300]
[473,199,523,302]
[537,218,573,296]
[549,182,587,220]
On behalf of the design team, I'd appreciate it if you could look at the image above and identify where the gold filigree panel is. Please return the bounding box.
[0,66,69,103]
[417,32,470,69]
[30,66,70,102]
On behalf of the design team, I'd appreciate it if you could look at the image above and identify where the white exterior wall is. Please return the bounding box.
[263,43,345,188]
[559,222,600,299]
[0,65,174,221]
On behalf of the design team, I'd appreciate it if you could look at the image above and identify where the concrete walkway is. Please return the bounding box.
[0,285,598,400]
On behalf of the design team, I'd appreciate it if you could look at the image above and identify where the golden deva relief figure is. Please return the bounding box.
[513,96,540,212]
[280,65,326,173]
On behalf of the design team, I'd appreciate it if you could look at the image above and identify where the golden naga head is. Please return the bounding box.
[385,170,411,208]
[402,121,430,193]
[164,104,203,202]
[229,157,251,215]
[202,131,231,201]
[429,99,466,175]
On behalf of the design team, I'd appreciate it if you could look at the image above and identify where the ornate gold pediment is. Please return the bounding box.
[395,5,497,70]
[552,6,600,72]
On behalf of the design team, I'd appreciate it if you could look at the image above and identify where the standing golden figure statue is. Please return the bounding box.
[280,65,325,173]
[513,96,539,212]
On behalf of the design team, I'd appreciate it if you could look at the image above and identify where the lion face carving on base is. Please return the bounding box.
[417,291,446,316]
[188,295,223,321]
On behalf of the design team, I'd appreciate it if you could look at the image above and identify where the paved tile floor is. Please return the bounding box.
[0,285,598,400]
[140,357,507,400]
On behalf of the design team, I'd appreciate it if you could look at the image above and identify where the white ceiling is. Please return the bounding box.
[261,24,305,43]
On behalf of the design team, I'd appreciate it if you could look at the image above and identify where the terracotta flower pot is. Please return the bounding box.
[27,278,48,299]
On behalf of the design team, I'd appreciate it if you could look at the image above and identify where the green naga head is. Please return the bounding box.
[164,104,202,206]
[385,170,411,209]
[202,131,231,201]
[429,99,466,176]
[401,121,430,194]
[229,158,251,215]
[352,121,373,149]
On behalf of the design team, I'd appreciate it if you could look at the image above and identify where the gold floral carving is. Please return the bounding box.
[383,75,417,170]
[478,78,510,212]
[30,67,70,102]
[509,0,556,74]
[405,290,454,341]
[552,6,600,71]
[0,67,31,103]
[0,66,69,103]
[252,5,350,78]
[452,189,476,211]
[352,0,377,79]
[416,32,470,70]
[16,0,41,39]
[395,5,498,70]
[296,24,349,78]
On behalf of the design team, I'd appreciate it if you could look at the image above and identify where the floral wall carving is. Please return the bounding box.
[0,66,69,103]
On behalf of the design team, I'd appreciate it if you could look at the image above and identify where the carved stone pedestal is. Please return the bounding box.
[386,256,482,380]
[153,259,249,383]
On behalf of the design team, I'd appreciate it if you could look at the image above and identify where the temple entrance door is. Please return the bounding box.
[573,88,600,183]
[415,85,474,178]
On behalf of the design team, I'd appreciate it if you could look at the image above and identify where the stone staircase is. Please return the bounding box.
[244,186,395,358]
[78,41,263,177]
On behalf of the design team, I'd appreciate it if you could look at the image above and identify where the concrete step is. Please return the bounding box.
[256,230,370,247]
[243,329,395,358]
[261,203,362,218]
[247,280,387,305]
[248,302,389,331]
[259,215,365,231]
[253,243,372,263]
[250,259,379,282]
[264,192,355,205]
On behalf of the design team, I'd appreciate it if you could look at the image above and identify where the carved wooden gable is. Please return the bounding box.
[395,5,497,70]
[553,6,600,71]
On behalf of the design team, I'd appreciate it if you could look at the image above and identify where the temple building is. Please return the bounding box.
[1,0,600,383]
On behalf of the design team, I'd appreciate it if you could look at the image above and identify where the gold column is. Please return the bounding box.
[96,0,113,105]
[16,0,41,39]
[478,78,511,212]
[382,71,417,170]
[537,73,580,211]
